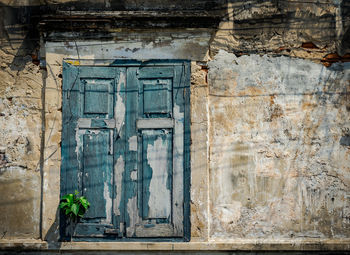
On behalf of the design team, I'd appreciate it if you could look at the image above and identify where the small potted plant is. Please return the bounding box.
[59,190,90,240]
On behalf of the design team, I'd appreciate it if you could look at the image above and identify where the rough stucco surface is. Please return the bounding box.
[1,0,350,249]
[211,0,350,57]
[208,50,350,239]
[190,62,209,241]
[0,44,42,238]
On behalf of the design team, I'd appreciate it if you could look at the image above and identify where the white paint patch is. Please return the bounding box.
[174,103,184,159]
[126,196,139,237]
[137,118,174,129]
[77,118,91,128]
[102,181,112,224]
[130,170,137,181]
[115,71,126,133]
[75,129,88,184]
[46,32,211,62]
[214,202,242,229]
[172,103,185,233]
[114,155,124,216]
[147,136,171,218]
[128,135,137,151]
[104,119,115,128]
[75,127,82,154]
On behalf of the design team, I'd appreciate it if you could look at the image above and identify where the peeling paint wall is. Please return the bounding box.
[208,50,350,239]
[0,0,350,248]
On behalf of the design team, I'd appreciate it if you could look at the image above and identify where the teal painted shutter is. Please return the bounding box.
[62,61,190,240]
[125,65,188,238]
[62,63,126,238]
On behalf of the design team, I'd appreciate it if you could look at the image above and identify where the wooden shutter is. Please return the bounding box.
[61,61,190,240]
[61,63,126,238]
[124,65,189,238]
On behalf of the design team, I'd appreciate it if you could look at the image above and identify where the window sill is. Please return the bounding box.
[1,239,350,251]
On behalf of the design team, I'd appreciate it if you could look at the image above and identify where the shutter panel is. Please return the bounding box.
[125,65,189,238]
[62,61,189,240]
[61,63,126,238]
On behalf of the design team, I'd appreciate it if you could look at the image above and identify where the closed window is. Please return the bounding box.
[61,61,190,240]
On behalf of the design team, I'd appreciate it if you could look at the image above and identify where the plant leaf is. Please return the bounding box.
[61,194,74,204]
[71,203,79,216]
[60,193,90,220]
[64,208,71,215]
[61,194,69,200]
[59,202,68,209]
[79,197,89,209]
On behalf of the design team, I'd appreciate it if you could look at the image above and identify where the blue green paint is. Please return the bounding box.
[61,60,190,241]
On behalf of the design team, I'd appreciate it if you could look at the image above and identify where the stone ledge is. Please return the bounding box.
[1,239,350,251]
[0,239,48,250]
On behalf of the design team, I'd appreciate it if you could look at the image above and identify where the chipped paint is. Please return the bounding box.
[137,118,174,129]
[46,33,211,61]
[77,118,91,128]
[75,129,88,186]
[114,155,124,216]
[208,51,350,239]
[88,130,100,135]
[109,130,113,154]
[65,60,80,65]
[130,170,137,181]
[146,136,171,218]
[128,135,137,151]
[102,181,112,224]
[75,127,84,154]
[173,103,184,233]
[104,119,115,128]
[126,195,139,237]
[115,71,125,133]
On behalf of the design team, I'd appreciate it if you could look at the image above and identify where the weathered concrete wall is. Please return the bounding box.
[208,50,350,239]
[0,0,350,250]
[212,0,350,59]
[0,5,42,238]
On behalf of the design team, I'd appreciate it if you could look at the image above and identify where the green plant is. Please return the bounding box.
[59,190,90,221]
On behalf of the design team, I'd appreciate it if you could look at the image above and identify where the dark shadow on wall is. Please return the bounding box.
[41,0,227,12]
[339,0,350,55]
[44,207,62,249]
[0,4,41,71]
[0,0,228,70]
[211,0,350,56]
[1,0,350,66]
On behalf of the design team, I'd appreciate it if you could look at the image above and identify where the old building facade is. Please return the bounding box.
[0,0,350,253]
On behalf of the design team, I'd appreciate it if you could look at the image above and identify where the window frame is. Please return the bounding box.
[60,59,191,242]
